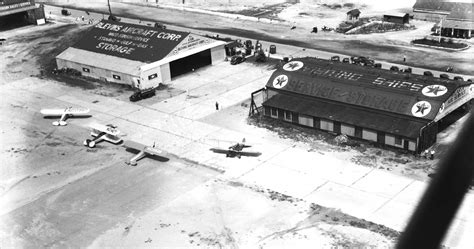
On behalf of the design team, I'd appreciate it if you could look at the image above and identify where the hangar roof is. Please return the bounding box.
[265,57,470,121]
[71,20,190,63]
[264,93,428,138]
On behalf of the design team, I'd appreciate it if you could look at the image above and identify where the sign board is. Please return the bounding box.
[0,0,33,11]
[72,20,189,63]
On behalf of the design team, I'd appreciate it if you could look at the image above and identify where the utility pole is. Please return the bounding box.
[107,0,113,16]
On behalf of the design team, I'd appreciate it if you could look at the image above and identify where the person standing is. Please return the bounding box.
[403,55,406,62]
[215,101,219,110]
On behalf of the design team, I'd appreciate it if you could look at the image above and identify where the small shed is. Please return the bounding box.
[347,9,361,22]
[383,12,410,24]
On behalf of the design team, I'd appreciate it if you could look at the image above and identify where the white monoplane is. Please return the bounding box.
[83,123,123,148]
[40,107,90,126]
[123,141,166,166]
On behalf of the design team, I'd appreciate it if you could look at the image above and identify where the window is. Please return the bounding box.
[395,136,403,146]
[271,108,278,117]
[284,111,292,121]
[113,74,121,80]
[82,67,90,72]
[148,73,158,80]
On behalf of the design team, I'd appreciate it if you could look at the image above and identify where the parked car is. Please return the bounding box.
[467,78,473,82]
[403,67,412,73]
[129,88,155,102]
[154,22,166,29]
[374,63,382,68]
[331,56,340,62]
[342,58,350,63]
[454,76,464,81]
[230,54,246,65]
[108,15,121,22]
[423,71,433,77]
[351,56,374,66]
[390,66,399,71]
[439,74,450,79]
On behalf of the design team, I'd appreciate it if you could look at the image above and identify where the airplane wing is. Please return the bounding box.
[65,107,90,115]
[103,134,123,144]
[123,140,146,151]
[238,151,262,157]
[210,148,230,154]
[144,147,163,156]
[40,109,65,116]
[90,123,121,136]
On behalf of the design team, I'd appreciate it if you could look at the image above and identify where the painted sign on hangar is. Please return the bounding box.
[72,20,189,63]
[267,60,457,119]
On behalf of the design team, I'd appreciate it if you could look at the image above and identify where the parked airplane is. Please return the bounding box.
[40,107,90,126]
[123,140,165,166]
[210,138,262,158]
[83,123,123,148]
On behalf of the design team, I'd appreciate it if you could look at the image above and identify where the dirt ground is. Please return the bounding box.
[0,19,405,248]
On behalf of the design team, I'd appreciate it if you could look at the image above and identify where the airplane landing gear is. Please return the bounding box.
[52,121,67,126]
[84,139,96,148]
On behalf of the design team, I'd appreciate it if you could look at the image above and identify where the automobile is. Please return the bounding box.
[374,63,382,68]
[342,58,350,63]
[351,56,374,66]
[331,56,340,62]
[468,78,473,82]
[0,38,6,46]
[439,73,450,79]
[154,22,166,29]
[61,9,71,16]
[403,67,413,73]
[390,66,399,71]
[108,15,121,22]
[129,88,155,102]
[230,54,246,65]
[423,71,433,77]
[453,76,464,81]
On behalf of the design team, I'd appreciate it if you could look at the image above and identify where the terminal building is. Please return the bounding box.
[413,0,474,38]
[261,57,473,153]
[56,20,226,90]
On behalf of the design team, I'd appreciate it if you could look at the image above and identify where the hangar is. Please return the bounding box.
[260,57,474,153]
[56,20,226,90]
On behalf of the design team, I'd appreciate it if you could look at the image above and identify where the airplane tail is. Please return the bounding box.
[242,138,246,144]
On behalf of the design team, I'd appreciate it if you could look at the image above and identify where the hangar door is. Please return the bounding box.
[170,49,211,78]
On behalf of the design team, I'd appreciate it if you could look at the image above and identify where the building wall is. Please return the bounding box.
[140,65,162,89]
[211,44,225,65]
[263,105,419,152]
[413,11,447,22]
[56,58,136,85]
[160,63,171,83]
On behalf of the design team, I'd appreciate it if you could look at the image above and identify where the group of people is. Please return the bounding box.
[421,149,436,160]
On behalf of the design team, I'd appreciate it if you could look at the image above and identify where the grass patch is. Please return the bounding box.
[412,38,468,49]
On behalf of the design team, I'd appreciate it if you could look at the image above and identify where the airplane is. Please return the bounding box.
[123,140,166,166]
[83,123,123,148]
[40,107,90,126]
[210,138,262,158]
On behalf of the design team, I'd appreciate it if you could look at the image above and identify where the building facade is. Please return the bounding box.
[56,20,226,90]
[0,0,45,25]
[261,58,473,153]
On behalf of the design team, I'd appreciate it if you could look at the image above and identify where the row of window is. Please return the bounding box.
[81,67,159,82]
[82,67,127,81]
[267,107,415,151]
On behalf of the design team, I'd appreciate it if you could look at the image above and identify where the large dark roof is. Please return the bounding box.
[264,93,428,138]
[265,57,468,121]
[72,20,189,63]
[413,0,474,20]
